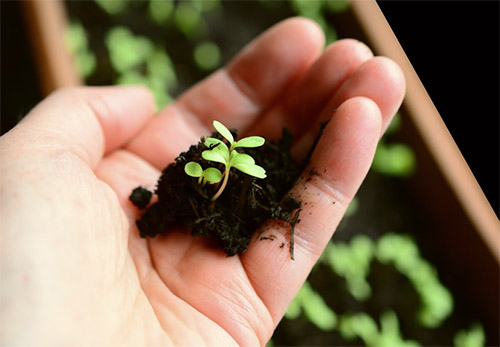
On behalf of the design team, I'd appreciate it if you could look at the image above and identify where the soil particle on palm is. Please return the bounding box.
[130,128,306,257]
[129,187,153,209]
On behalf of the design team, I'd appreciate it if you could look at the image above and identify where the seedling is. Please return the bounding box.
[184,162,222,186]
[185,120,266,201]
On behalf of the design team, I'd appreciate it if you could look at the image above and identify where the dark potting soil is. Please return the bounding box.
[130,128,305,257]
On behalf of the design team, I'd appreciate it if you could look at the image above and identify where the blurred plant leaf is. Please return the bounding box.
[285,281,337,331]
[339,312,378,342]
[291,0,323,16]
[372,141,416,178]
[344,196,359,218]
[323,235,374,301]
[194,41,221,71]
[149,0,174,25]
[105,27,154,73]
[95,0,128,15]
[194,0,221,13]
[386,112,403,135]
[339,311,420,347]
[147,48,177,90]
[65,22,96,79]
[174,1,203,38]
[324,0,350,13]
[454,323,485,347]
[376,233,454,328]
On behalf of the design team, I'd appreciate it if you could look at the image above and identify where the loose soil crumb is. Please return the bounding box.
[129,187,153,209]
[130,128,306,258]
[260,234,277,241]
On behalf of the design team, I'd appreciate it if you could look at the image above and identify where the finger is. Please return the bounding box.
[241,96,383,324]
[126,17,324,169]
[12,86,155,169]
[293,56,405,160]
[249,39,374,138]
[324,56,406,135]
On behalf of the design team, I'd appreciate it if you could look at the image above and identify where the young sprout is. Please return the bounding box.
[185,120,266,201]
[184,162,222,186]
[205,121,267,200]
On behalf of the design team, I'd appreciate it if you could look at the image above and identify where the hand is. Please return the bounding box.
[0,18,404,345]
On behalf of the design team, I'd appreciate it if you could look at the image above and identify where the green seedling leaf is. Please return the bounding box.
[203,167,222,183]
[213,120,234,144]
[189,120,268,201]
[185,162,203,177]
[202,150,227,164]
[230,153,255,166]
[204,137,225,148]
[204,138,229,160]
[212,143,230,158]
[229,149,238,161]
[234,136,265,148]
[233,163,266,179]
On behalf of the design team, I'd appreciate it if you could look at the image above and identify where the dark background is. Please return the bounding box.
[376,0,499,216]
[1,0,498,215]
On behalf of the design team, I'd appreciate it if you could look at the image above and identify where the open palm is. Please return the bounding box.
[0,18,404,346]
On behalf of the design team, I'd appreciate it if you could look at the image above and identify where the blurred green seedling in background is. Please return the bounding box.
[65,22,96,79]
[194,41,221,71]
[106,26,153,73]
[280,233,468,345]
[289,0,351,45]
[95,0,128,15]
[321,233,454,328]
[322,235,374,301]
[377,233,454,328]
[105,27,177,109]
[454,323,485,347]
[148,0,174,25]
[339,310,419,347]
[285,281,337,331]
[371,113,417,178]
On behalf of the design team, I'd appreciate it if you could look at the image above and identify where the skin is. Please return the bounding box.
[0,18,404,346]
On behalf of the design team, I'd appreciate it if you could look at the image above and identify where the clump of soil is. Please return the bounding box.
[130,128,304,257]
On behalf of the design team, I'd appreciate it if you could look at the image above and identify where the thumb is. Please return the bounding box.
[8,86,155,168]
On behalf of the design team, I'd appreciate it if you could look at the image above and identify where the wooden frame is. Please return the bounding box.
[23,0,82,95]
